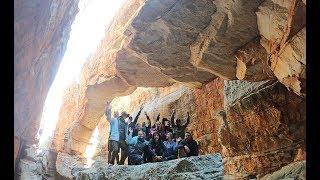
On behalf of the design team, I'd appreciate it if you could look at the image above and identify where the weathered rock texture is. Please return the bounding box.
[72,154,223,180]
[14,0,79,164]
[55,152,86,179]
[256,0,306,95]
[235,38,275,81]
[221,80,305,177]
[260,160,305,180]
[52,83,80,153]
[188,78,224,155]
[16,146,60,180]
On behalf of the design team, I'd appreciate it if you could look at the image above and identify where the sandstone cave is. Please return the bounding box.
[14,0,306,179]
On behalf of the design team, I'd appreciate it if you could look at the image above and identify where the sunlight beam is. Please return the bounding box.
[37,0,126,149]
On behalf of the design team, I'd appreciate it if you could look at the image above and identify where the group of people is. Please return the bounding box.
[105,103,199,165]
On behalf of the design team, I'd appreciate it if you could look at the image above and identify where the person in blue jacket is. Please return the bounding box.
[126,129,162,165]
[162,132,178,161]
[105,103,130,165]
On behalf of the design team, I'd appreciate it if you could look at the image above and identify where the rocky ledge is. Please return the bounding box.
[71,154,223,180]
[260,160,305,180]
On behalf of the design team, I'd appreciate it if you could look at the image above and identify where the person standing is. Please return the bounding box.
[161,117,172,140]
[105,103,130,165]
[107,109,120,164]
[117,111,130,165]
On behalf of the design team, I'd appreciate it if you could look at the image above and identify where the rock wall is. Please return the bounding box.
[257,0,306,95]
[188,78,224,155]
[52,83,80,153]
[14,0,79,164]
[15,0,305,160]
[221,80,305,177]
[17,146,59,180]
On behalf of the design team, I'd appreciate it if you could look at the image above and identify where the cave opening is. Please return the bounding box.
[37,0,126,151]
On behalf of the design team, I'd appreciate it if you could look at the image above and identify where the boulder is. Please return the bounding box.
[260,160,305,180]
[72,154,223,180]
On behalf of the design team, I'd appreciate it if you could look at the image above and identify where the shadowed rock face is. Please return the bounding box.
[124,0,265,81]
[14,0,79,165]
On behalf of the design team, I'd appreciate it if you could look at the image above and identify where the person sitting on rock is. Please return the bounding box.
[128,106,143,137]
[171,109,190,139]
[160,117,172,140]
[132,123,141,137]
[144,112,160,140]
[162,132,178,161]
[176,132,198,158]
[105,103,130,165]
[126,129,162,165]
[148,132,166,162]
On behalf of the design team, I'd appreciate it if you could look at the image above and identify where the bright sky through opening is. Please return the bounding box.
[84,127,99,167]
[38,0,126,148]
